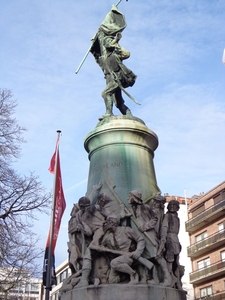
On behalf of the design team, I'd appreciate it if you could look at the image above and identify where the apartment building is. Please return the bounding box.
[185,181,225,300]
[0,267,44,300]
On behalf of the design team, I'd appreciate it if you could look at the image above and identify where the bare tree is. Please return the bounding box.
[0,89,51,297]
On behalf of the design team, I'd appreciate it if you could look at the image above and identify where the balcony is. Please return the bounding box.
[186,199,225,233]
[190,259,225,284]
[195,291,225,300]
[187,229,225,258]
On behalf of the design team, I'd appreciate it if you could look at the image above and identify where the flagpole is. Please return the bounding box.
[45,130,61,300]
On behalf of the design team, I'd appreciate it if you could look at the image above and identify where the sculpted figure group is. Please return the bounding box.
[60,187,183,296]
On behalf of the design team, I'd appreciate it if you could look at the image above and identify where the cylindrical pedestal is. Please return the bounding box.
[84,117,161,206]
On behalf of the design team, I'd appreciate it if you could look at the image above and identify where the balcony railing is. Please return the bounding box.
[194,290,225,300]
[186,199,225,232]
[190,259,225,284]
[187,229,225,257]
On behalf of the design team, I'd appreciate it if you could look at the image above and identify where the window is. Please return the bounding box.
[57,274,60,285]
[30,283,39,291]
[221,250,225,262]
[14,283,23,293]
[218,221,225,231]
[60,269,68,282]
[200,286,213,297]
[195,231,207,243]
[25,283,31,292]
[192,204,204,217]
[24,283,39,294]
[197,257,210,270]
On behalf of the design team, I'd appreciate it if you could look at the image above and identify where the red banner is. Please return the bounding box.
[48,147,66,253]
[43,138,66,287]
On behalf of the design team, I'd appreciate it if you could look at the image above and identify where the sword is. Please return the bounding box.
[112,71,141,105]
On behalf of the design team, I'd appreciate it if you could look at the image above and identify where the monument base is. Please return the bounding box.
[84,115,161,204]
[61,283,187,300]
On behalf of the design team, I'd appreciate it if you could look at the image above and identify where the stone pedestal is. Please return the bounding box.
[61,116,187,300]
[84,116,161,205]
[62,283,187,300]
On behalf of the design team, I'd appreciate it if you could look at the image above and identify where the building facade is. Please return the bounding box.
[50,260,71,300]
[0,267,43,300]
[186,181,225,300]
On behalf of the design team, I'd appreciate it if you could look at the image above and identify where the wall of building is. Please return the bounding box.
[186,181,225,300]
[0,271,43,300]
[50,259,71,300]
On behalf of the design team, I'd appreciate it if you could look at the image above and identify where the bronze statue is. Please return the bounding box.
[76,3,139,120]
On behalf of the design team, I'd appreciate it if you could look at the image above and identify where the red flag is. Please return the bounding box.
[48,137,59,174]
[48,147,66,252]
[43,137,66,287]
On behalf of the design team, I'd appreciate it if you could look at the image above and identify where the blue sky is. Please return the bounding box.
[1,0,225,268]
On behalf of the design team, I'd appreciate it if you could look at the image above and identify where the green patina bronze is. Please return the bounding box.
[84,116,161,206]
